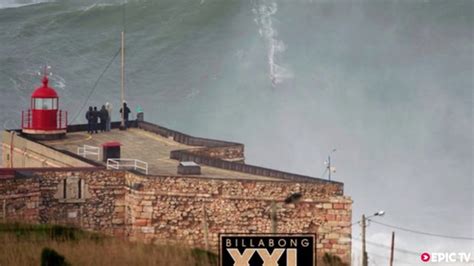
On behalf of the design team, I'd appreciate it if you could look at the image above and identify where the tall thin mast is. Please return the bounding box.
[120,30,125,129]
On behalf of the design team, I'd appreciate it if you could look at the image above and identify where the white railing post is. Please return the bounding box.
[105,158,148,174]
[77,145,100,160]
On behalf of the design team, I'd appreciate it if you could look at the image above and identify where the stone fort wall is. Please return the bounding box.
[0,169,352,263]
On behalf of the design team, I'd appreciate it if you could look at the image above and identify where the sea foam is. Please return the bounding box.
[0,0,53,10]
[253,0,293,87]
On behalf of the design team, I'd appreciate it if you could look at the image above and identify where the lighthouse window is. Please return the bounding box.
[34,98,56,110]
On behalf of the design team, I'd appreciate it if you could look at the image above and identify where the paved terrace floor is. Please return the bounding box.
[39,128,282,181]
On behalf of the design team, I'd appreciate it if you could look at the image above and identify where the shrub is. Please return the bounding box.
[40,248,70,266]
[191,248,218,266]
[321,253,348,266]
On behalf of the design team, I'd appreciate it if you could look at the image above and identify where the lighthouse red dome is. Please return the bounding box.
[21,73,67,139]
[31,76,58,98]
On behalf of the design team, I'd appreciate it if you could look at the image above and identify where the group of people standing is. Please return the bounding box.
[85,103,112,134]
[85,102,131,134]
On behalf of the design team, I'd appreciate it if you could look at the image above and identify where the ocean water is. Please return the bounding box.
[0,0,472,264]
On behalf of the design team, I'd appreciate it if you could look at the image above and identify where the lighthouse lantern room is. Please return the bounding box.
[21,74,67,139]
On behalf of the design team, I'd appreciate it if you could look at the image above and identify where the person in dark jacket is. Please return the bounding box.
[119,102,131,129]
[92,106,99,134]
[99,105,108,132]
[85,106,93,134]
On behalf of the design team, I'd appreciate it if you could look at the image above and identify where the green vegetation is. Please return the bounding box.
[0,223,101,242]
[321,252,349,266]
[40,248,70,266]
[0,223,216,266]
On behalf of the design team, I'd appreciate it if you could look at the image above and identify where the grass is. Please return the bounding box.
[0,223,217,266]
[320,252,349,266]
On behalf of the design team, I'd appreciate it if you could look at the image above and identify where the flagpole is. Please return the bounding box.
[120,30,125,130]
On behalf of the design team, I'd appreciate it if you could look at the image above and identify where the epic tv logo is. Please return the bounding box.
[219,234,315,266]
[421,252,472,263]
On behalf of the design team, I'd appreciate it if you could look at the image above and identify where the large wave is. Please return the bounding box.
[252,0,293,87]
[0,0,53,9]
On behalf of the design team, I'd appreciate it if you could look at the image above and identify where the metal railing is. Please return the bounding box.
[170,149,344,187]
[137,121,243,148]
[77,145,101,160]
[21,110,31,129]
[106,158,148,174]
[21,109,68,130]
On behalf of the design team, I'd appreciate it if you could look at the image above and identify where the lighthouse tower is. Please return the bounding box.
[21,74,67,140]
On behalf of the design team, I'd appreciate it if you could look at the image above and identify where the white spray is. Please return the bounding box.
[252,0,293,87]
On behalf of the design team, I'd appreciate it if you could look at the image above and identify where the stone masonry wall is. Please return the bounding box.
[186,146,245,162]
[37,170,126,237]
[0,170,126,237]
[124,172,352,262]
[0,176,40,223]
[0,169,352,263]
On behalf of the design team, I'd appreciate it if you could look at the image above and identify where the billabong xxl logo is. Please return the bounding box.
[219,234,315,266]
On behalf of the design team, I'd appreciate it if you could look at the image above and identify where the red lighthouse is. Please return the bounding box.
[21,74,67,139]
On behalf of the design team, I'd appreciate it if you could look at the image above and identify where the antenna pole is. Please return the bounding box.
[362,214,368,266]
[327,155,331,181]
[120,30,125,129]
[389,231,395,266]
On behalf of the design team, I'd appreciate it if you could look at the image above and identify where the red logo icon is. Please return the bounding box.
[421,252,431,262]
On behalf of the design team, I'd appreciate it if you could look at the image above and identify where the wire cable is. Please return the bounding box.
[352,245,414,265]
[370,220,474,241]
[352,236,421,256]
[319,167,328,179]
[323,220,362,235]
[69,1,133,125]
[325,215,384,234]
[68,48,120,125]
